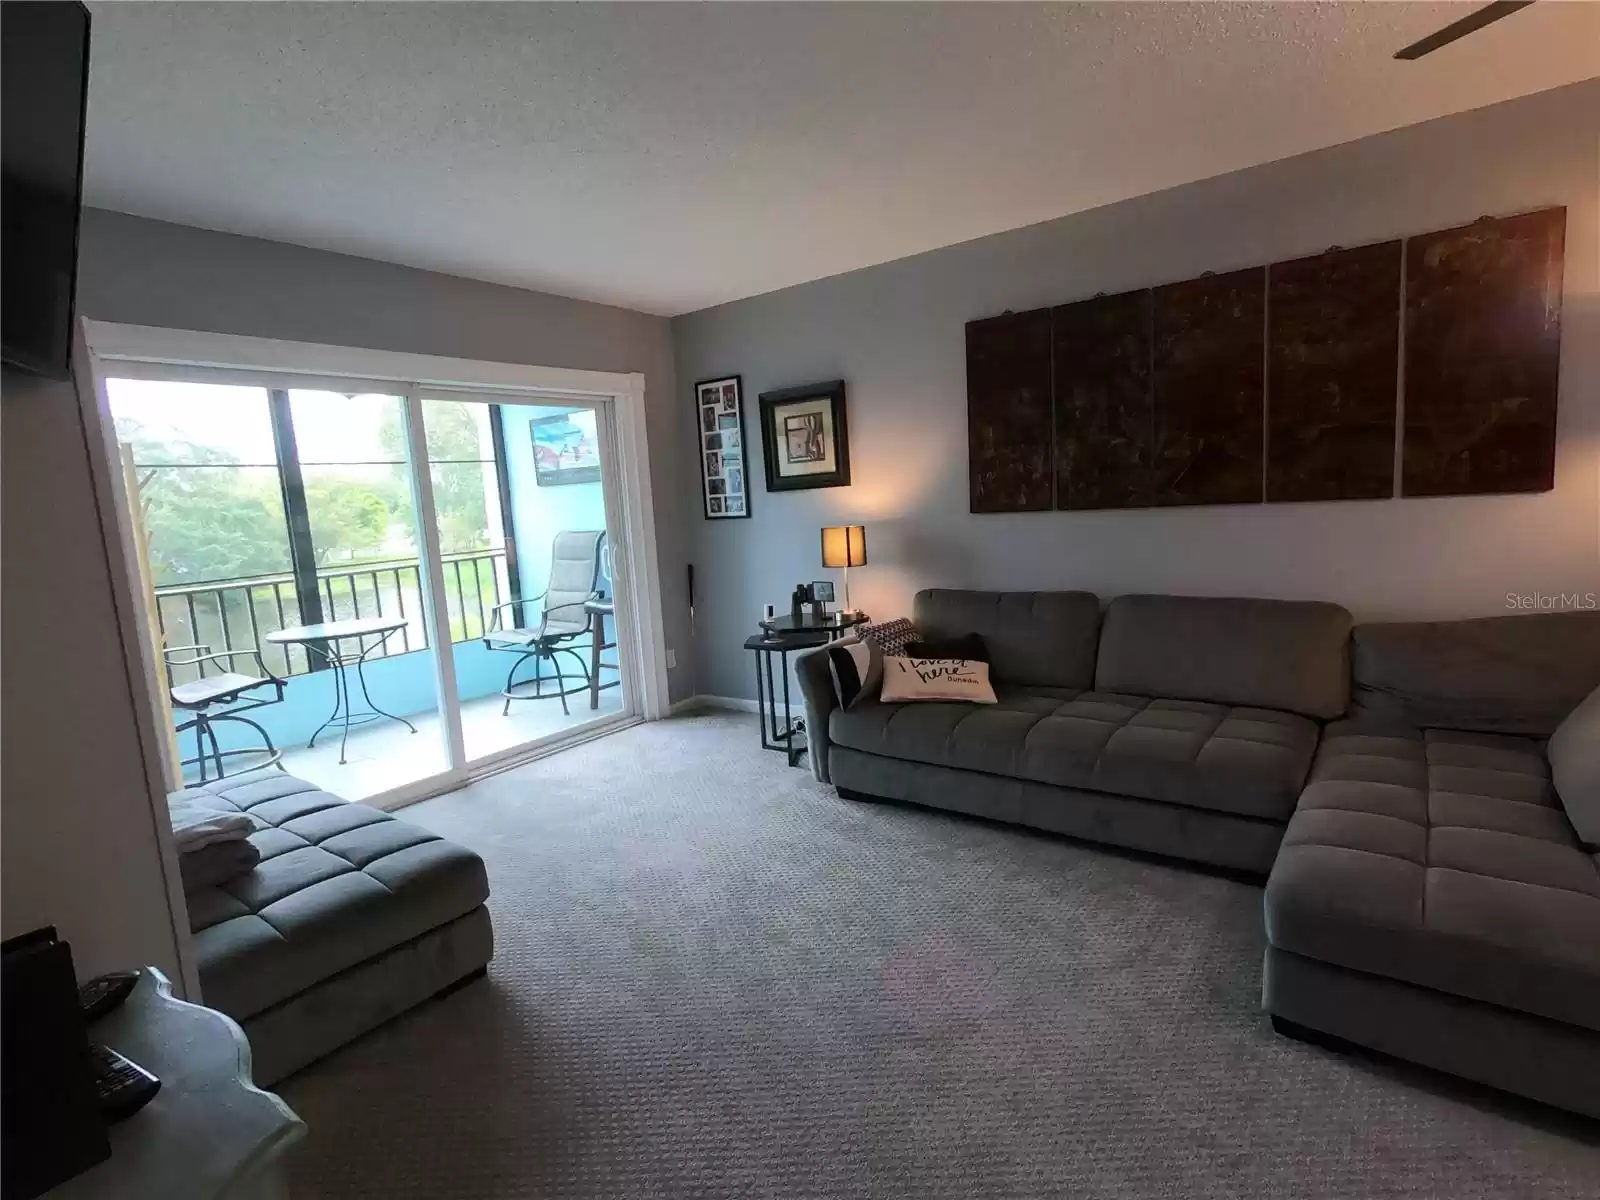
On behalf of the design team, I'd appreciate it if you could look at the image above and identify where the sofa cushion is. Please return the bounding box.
[1094,594,1352,720]
[1265,721,1600,1031]
[830,687,1317,821]
[1550,683,1600,847]
[1350,610,1600,737]
[177,770,490,1021]
[913,590,1101,690]
[903,632,990,663]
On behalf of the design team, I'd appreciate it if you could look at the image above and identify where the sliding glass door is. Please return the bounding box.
[105,372,634,802]
[107,380,450,800]
[418,393,626,766]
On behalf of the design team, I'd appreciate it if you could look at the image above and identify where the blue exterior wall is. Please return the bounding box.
[187,631,607,758]
[503,404,610,599]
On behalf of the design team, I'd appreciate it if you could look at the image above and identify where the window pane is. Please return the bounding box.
[137,466,292,586]
[300,462,417,568]
[421,399,504,585]
[107,379,292,588]
[429,462,497,557]
[421,398,494,463]
[288,391,417,572]
[109,378,278,466]
[289,391,406,465]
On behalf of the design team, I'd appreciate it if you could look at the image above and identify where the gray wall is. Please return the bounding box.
[76,210,692,700]
[2,367,186,982]
[673,82,1600,701]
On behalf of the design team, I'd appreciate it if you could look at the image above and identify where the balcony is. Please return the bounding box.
[159,548,623,800]
[111,380,626,800]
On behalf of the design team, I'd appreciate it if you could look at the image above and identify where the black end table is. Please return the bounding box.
[745,611,869,767]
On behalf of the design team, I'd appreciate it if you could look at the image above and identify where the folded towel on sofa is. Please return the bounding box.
[169,798,254,851]
[180,837,262,892]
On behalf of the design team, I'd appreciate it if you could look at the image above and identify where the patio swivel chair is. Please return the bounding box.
[483,529,605,716]
[164,644,287,785]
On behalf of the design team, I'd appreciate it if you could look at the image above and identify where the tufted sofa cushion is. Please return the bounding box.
[1350,610,1600,738]
[178,770,489,1021]
[914,589,1102,690]
[1265,721,1600,1031]
[1095,594,1353,721]
[830,686,1318,821]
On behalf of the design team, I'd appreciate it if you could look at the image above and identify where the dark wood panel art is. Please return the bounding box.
[966,211,1562,516]
[1267,241,1401,502]
[1151,268,1265,506]
[1403,208,1564,496]
[1053,290,1153,510]
[967,307,1054,512]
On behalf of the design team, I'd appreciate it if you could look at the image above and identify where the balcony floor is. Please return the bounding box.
[271,687,627,801]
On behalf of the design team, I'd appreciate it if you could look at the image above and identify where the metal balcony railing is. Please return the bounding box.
[155,549,508,683]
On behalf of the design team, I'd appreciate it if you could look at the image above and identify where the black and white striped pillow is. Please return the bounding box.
[827,637,883,710]
[861,617,917,657]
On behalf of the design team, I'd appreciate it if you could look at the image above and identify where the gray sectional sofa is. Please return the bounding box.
[796,589,1600,1117]
[178,770,494,1085]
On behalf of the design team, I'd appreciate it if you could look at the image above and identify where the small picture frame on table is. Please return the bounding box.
[695,375,750,519]
[758,380,850,492]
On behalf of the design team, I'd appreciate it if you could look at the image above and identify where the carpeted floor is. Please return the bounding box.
[281,712,1599,1198]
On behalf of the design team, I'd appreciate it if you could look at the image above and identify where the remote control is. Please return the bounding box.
[89,1042,161,1122]
[79,969,141,1023]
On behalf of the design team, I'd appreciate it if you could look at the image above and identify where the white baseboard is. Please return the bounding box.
[672,694,761,715]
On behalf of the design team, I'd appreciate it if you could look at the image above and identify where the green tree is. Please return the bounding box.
[305,479,392,565]
[119,426,292,585]
[120,420,403,585]
[376,403,491,555]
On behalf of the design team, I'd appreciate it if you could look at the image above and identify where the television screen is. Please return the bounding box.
[2,2,91,380]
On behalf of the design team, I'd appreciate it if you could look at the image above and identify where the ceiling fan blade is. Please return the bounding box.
[1395,1,1535,59]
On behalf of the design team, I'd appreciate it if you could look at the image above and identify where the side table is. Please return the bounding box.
[47,968,304,1200]
[745,611,869,768]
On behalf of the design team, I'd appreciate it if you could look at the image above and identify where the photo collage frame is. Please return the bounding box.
[696,375,749,518]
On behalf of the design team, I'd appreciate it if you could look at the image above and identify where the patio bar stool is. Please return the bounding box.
[165,644,288,785]
[483,530,605,716]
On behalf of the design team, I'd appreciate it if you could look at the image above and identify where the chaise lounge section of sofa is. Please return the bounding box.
[796,589,1600,1117]
[1263,611,1600,1118]
[177,769,494,1085]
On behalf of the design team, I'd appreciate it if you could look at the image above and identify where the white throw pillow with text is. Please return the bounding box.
[879,657,998,705]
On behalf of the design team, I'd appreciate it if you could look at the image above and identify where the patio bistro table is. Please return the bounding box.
[266,616,417,765]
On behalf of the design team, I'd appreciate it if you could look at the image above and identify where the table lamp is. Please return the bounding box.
[820,525,867,615]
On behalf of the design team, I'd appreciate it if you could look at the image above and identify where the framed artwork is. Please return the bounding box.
[758,379,850,492]
[530,410,602,486]
[695,375,749,519]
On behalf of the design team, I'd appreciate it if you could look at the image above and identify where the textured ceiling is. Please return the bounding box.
[82,2,1600,316]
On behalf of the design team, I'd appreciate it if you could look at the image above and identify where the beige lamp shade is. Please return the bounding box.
[820,525,867,568]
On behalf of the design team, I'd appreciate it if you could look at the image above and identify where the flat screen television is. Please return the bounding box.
[2,2,91,380]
